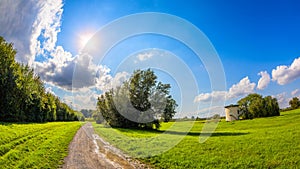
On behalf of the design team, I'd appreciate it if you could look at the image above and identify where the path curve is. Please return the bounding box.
[62,122,150,169]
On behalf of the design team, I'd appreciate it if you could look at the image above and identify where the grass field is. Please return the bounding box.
[0,122,82,169]
[93,109,300,168]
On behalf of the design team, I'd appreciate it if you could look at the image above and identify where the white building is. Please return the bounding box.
[224,105,241,122]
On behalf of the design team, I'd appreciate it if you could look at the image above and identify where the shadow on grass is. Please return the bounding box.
[113,127,249,137]
[0,122,13,126]
[0,122,47,126]
[160,130,249,137]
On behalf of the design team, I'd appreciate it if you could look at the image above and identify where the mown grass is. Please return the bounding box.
[93,109,300,168]
[0,122,82,169]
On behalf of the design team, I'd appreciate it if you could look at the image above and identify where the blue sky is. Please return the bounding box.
[0,0,300,117]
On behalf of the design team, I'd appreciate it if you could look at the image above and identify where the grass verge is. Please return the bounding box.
[0,122,82,169]
[93,109,300,168]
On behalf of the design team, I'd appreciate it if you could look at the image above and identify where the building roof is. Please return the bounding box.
[224,104,239,108]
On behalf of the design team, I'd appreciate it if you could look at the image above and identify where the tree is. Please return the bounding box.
[80,109,94,118]
[264,96,280,116]
[238,93,280,119]
[0,36,80,122]
[0,36,19,121]
[289,97,300,110]
[238,94,262,119]
[96,69,177,129]
[161,96,177,122]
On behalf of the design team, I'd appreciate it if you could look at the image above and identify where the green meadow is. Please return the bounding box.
[93,109,300,168]
[0,122,81,169]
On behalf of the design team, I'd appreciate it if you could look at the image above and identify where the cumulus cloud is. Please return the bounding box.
[194,77,256,102]
[94,67,129,91]
[273,92,289,108]
[0,0,64,65]
[257,71,271,90]
[272,57,300,85]
[62,71,129,110]
[35,46,74,89]
[30,0,63,59]
[35,51,128,91]
[227,76,256,99]
[0,0,129,110]
[102,71,130,90]
[63,88,99,110]
[0,0,39,63]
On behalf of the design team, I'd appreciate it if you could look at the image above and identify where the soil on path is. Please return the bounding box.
[62,122,150,169]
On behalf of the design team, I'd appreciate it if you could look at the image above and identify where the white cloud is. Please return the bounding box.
[257,71,271,90]
[0,0,40,64]
[63,70,129,110]
[94,67,129,91]
[45,86,55,95]
[272,57,300,85]
[0,0,129,110]
[63,88,99,110]
[30,0,63,62]
[35,46,74,89]
[35,51,128,91]
[137,52,154,61]
[273,92,289,108]
[291,89,300,96]
[0,0,64,65]
[194,91,226,102]
[110,72,130,88]
[227,76,256,99]
[194,76,256,103]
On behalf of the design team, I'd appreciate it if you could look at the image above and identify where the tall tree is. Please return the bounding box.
[0,36,21,121]
[289,97,300,110]
[264,96,280,116]
[0,36,82,122]
[96,69,177,129]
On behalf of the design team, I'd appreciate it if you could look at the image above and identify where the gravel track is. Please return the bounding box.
[62,122,150,169]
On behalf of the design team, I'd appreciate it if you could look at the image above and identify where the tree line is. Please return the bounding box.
[238,93,280,119]
[289,97,300,110]
[0,36,83,122]
[280,97,300,112]
[93,69,177,130]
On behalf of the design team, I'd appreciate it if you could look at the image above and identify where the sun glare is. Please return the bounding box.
[78,33,94,49]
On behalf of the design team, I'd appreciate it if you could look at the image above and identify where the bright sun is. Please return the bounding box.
[78,33,94,49]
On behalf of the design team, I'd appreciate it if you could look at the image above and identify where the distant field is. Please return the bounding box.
[0,122,82,169]
[93,109,300,168]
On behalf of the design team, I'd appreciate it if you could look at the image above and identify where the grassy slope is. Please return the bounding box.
[0,122,82,169]
[93,109,300,168]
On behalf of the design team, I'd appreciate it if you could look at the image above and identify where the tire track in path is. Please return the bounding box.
[62,122,150,169]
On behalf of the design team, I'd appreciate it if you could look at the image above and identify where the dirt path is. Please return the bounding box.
[62,122,150,169]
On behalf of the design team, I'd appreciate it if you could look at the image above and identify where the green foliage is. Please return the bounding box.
[80,109,94,118]
[0,36,79,122]
[238,93,279,119]
[289,97,300,110]
[93,109,300,168]
[95,69,177,129]
[92,109,104,124]
[0,122,81,169]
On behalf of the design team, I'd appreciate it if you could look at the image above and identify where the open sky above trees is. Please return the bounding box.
[0,0,300,118]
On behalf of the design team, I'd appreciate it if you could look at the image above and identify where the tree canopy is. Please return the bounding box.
[94,69,177,129]
[0,36,83,122]
[238,93,280,119]
[289,97,300,110]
